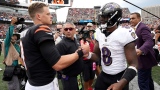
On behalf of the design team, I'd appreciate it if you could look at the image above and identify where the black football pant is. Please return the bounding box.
[94,70,129,90]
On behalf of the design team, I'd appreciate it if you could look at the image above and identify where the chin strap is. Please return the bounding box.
[100,27,112,37]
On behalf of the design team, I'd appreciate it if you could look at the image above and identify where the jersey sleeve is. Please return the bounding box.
[39,40,61,67]
[34,25,54,44]
[119,27,138,46]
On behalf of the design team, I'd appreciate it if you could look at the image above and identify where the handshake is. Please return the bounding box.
[76,41,91,58]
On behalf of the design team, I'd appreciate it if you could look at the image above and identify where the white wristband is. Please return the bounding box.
[128,66,137,73]
[86,52,92,59]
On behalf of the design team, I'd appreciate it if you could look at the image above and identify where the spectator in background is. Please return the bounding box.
[130,12,157,90]
[3,17,21,90]
[155,25,160,45]
[54,24,64,45]
[56,22,84,90]
[154,25,160,66]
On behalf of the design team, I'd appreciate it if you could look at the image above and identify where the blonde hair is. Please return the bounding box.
[28,2,48,19]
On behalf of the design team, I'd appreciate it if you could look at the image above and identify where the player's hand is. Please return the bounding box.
[11,17,18,25]
[107,82,123,90]
[81,42,90,55]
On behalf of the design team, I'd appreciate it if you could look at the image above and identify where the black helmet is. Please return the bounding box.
[98,2,122,29]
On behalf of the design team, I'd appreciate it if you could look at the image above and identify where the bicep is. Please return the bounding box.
[124,41,138,68]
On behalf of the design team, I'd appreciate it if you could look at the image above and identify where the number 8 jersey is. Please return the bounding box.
[95,26,137,75]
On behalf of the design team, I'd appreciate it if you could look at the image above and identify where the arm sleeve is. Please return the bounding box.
[139,27,154,54]
[39,40,61,67]
[4,25,14,57]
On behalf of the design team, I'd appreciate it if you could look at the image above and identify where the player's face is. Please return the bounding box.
[57,25,63,34]
[129,14,141,27]
[99,15,108,24]
[63,24,76,40]
[38,7,53,25]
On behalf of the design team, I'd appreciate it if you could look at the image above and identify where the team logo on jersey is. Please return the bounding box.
[46,32,53,35]
[131,32,136,39]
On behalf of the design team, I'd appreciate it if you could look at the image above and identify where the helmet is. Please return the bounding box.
[98,2,122,29]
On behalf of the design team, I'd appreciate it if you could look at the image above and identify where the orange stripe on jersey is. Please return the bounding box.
[35,26,51,33]
[39,25,51,30]
[35,28,51,33]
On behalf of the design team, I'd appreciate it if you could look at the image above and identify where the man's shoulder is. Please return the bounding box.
[117,26,134,34]
[138,22,147,28]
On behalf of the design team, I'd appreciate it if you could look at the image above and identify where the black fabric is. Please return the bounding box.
[95,71,129,90]
[121,68,137,83]
[61,76,79,90]
[21,24,59,86]
[56,37,83,77]
[2,66,15,81]
[138,68,154,90]
[82,60,95,82]
[14,65,26,79]
[34,30,54,45]
[153,48,159,62]
[77,49,84,58]
[39,40,61,67]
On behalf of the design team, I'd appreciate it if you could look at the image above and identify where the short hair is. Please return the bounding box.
[63,22,76,28]
[28,2,48,19]
[56,23,63,27]
[130,12,141,18]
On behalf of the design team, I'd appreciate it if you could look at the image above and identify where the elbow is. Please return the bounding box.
[52,64,63,71]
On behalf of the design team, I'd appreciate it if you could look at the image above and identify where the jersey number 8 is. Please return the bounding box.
[102,47,112,66]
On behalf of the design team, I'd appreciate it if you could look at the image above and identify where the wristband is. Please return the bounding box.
[128,66,137,73]
[86,52,92,59]
[77,49,84,58]
[121,66,137,82]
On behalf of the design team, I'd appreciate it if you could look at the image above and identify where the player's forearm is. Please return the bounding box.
[90,53,99,61]
[53,53,78,71]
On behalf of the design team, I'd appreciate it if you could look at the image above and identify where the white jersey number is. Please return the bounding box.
[102,47,112,66]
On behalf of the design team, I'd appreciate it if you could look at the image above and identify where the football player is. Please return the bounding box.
[87,2,138,90]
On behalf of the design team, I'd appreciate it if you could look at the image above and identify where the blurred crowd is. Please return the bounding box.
[0,11,57,22]
[0,11,31,21]
[66,8,96,22]
[66,8,131,22]
[0,7,160,40]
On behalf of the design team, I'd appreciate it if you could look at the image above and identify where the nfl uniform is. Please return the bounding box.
[94,26,137,90]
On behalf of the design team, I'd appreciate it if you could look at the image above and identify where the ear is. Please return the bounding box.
[36,13,41,20]
[73,29,76,33]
